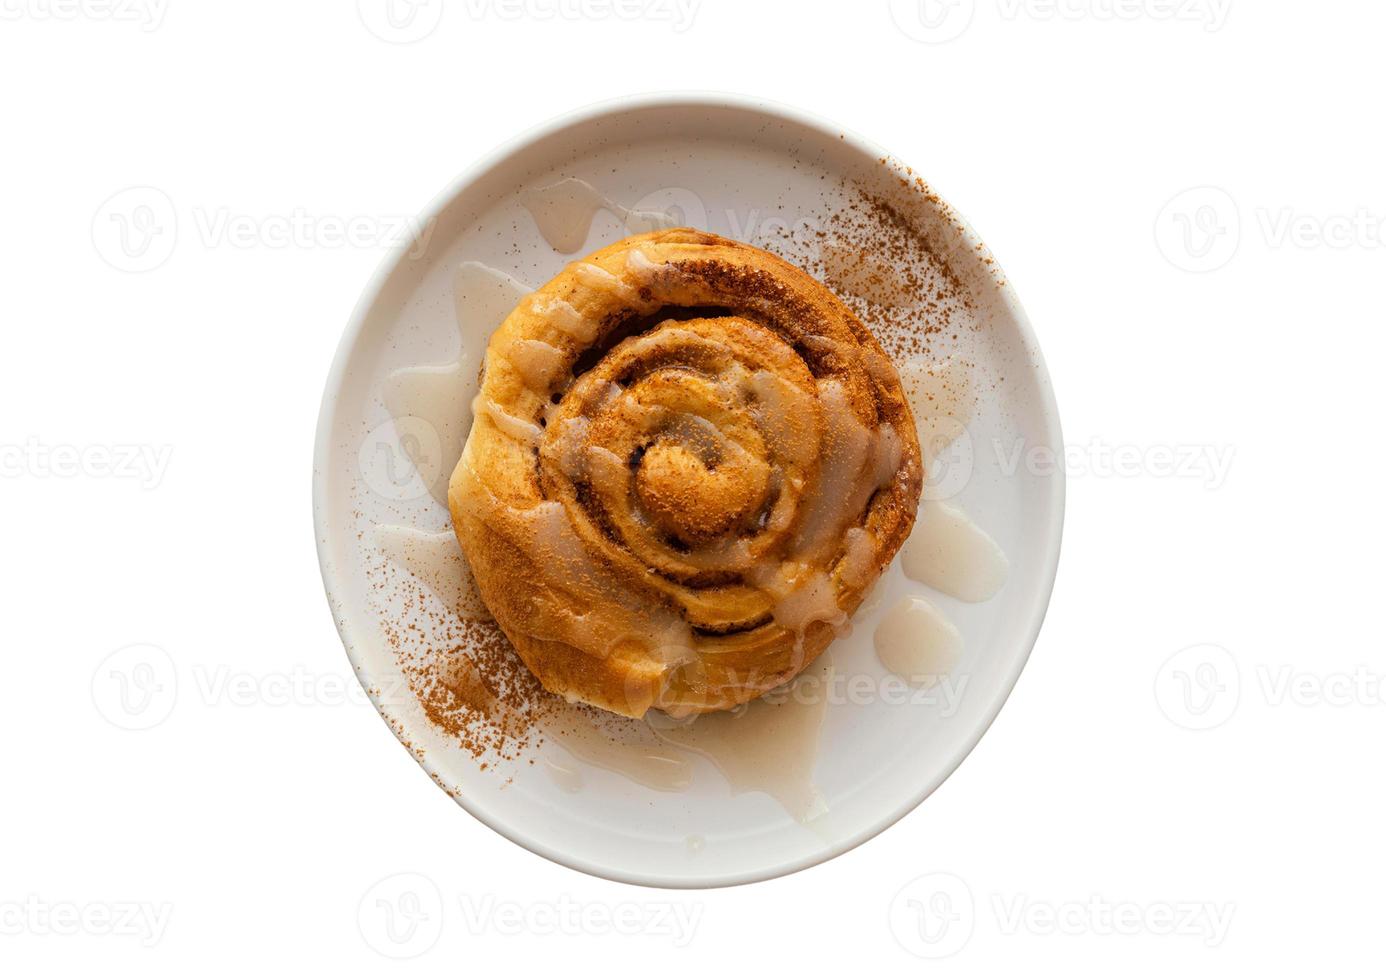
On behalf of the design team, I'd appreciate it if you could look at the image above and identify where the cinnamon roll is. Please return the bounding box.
[449,229,922,718]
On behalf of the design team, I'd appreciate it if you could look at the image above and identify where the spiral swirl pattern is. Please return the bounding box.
[450,229,921,717]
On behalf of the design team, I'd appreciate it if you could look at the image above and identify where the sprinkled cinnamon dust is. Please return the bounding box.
[366,547,560,766]
[767,171,985,427]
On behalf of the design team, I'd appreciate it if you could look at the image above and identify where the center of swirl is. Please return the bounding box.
[635,436,772,544]
[538,314,823,590]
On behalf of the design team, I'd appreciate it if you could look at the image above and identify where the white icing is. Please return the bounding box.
[901,499,1009,602]
[506,337,565,392]
[625,248,667,279]
[790,380,873,558]
[382,261,531,505]
[769,570,846,637]
[874,595,962,687]
[649,656,832,823]
[574,262,642,305]
[471,393,543,446]
[748,563,847,654]
[872,423,903,487]
[838,527,878,588]
[531,295,596,342]
[545,415,590,479]
[523,178,687,255]
[748,370,818,466]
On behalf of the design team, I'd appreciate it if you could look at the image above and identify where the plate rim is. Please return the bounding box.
[312,90,1066,890]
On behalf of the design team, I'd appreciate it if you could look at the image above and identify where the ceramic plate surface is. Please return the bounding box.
[314,93,1063,887]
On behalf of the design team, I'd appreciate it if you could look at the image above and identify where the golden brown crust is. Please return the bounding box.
[449,229,922,718]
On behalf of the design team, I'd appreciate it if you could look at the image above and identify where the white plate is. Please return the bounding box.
[313,93,1063,888]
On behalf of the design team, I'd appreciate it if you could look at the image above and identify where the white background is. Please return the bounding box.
[3,0,1382,974]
